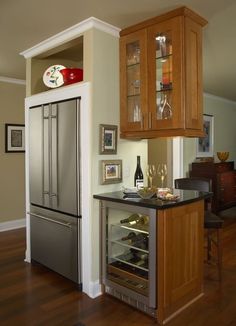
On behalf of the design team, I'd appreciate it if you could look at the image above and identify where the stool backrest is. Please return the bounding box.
[174,177,212,192]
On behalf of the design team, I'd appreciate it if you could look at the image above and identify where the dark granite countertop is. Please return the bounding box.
[93,189,212,210]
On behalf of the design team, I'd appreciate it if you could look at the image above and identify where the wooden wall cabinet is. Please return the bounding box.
[191,161,236,213]
[120,7,207,139]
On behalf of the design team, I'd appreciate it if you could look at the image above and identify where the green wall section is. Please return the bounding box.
[0,81,26,222]
[183,93,236,176]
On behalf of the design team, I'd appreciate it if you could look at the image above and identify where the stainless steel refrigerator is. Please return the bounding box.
[29,98,81,286]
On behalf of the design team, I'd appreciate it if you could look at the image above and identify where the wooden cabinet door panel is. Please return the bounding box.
[157,201,204,322]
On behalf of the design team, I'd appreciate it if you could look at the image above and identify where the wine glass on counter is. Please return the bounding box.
[157,163,167,188]
[146,164,157,188]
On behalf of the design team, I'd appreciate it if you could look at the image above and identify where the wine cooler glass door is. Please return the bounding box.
[101,201,156,309]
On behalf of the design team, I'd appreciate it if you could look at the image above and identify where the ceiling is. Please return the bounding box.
[1,0,236,101]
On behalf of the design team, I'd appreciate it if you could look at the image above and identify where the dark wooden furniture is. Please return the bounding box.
[190,161,236,213]
[174,177,224,281]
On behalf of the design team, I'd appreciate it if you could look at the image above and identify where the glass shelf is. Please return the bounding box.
[111,223,149,234]
[111,239,149,254]
[112,253,149,272]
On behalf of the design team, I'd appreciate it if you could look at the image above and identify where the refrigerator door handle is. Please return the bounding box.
[51,104,59,207]
[48,104,53,207]
[29,212,72,228]
[42,105,50,207]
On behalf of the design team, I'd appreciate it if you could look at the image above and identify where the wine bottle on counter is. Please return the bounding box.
[120,214,149,226]
[134,156,144,189]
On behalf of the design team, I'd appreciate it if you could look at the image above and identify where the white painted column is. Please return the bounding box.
[172,137,184,186]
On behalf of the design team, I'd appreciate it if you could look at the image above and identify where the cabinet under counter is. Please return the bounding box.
[94,190,209,325]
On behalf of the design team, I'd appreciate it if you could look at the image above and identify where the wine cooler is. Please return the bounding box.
[100,201,157,317]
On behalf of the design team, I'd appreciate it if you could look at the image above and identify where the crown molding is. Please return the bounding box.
[0,76,26,85]
[20,17,120,59]
[204,92,236,105]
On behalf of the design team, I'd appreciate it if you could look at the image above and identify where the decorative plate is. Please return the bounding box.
[43,65,66,88]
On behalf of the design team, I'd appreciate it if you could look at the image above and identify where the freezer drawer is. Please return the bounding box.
[30,207,80,284]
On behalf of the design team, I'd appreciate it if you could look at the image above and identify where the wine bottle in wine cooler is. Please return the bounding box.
[130,234,149,250]
[134,156,144,188]
[121,232,149,249]
[120,214,149,226]
[121,231,136,241]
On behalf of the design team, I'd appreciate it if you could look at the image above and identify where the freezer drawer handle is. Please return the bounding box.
[29,212,72,228]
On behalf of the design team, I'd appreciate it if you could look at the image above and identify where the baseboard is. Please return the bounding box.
[0,218,26,232]
[88,280,103,298]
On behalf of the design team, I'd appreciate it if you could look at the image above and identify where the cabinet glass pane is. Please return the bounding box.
[126,41,141,123]
[155,32,173,120]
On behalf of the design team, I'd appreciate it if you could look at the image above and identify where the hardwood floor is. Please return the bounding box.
[0,219,236,326]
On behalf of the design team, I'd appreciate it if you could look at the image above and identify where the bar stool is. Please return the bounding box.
[174,177,224,281]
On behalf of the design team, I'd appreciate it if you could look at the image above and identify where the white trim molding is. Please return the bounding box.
[172,137,184,186]
[88,280,103,298]
[25,82,93,298]
[0,218,26,232]
[0,76,26,85]
[20,17,120,59]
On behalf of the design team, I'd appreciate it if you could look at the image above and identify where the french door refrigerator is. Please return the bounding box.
[29,98,81,286]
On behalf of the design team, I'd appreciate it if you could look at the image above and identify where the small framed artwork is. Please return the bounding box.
[196,114,214,158]
[101,160,122,185]
[5,124,25,153]
[99,124,117,154]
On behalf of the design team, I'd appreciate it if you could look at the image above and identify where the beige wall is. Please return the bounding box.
[87,29,147,281]
[183,94,236,176]
[0,81,26,222]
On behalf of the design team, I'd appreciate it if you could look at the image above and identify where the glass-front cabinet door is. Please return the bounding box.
[120,30,147,132]
[148,17,183,131]
[120,9,206,138]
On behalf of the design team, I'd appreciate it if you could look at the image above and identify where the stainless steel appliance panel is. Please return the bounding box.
[29,99,80,216]
[51,100,78,215]
[29,105,44,206]
[30,205,79,283]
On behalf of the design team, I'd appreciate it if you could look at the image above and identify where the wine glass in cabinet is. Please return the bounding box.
[120,29,148,133]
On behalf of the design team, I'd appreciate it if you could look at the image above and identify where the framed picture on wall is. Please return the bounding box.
[5,124,25,153]
[99,124,118,154]
[196,114,214,157]
[100,159,122,184]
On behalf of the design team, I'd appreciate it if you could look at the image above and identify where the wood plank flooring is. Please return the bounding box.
[0,219,236,326]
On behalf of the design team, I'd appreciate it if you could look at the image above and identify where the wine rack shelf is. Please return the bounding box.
[111,239,149,253]
[108,215,150,296]
[108,263,148,296]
